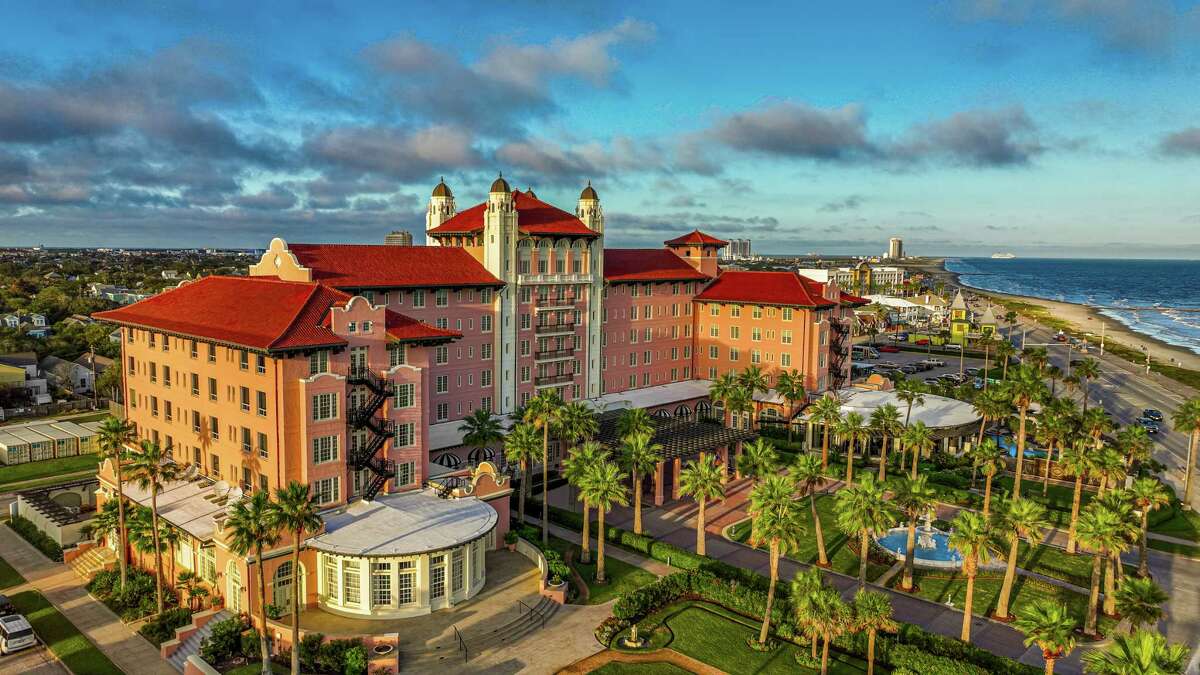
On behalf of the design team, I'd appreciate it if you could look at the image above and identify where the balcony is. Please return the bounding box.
[535,322,577,335]
[534,347,575,361]
[534,297,581,311]
[534,372,574,387]
[518,272,594,285]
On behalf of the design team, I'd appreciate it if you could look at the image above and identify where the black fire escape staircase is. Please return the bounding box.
[829,319,851,388]
[347,367,396,501]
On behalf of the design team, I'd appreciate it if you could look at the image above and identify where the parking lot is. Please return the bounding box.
[1,644,67,674]
[852,342,992,386]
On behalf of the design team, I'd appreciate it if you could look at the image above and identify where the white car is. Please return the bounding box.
[0,614,36,655]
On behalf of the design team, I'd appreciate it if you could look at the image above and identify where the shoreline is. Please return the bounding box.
[917,259,1200,374]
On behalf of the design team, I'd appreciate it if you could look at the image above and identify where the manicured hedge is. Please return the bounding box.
[7,514,63,561]
[138,607,193,645]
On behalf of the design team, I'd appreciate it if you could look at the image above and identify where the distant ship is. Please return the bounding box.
[990,252,1016,259]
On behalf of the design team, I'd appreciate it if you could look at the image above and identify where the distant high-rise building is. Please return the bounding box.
[385,230,413,246]
[721,238,752,260]
[887,237,904,259]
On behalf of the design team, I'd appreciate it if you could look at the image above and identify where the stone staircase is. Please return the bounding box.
[69,545,116,580]
[167,610,233,672]
[398,595,560,671]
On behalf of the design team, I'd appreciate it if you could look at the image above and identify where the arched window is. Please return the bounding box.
[272,560,305,613]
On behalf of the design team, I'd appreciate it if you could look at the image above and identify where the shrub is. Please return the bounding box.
[316,638,365,674]
[199,616,246,665]
[137,607,192,646]
[298,633,325,673]
[87,567,169,621]
[240,630,260,659]
[7,515,63,561]
[344,645,368,675]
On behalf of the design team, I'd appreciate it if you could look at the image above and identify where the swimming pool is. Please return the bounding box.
[997,436,1048,460]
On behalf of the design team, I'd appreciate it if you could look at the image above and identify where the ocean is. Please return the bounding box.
[945,257,1200,356]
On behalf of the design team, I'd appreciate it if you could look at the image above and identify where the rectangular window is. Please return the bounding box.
[481,343,493,360]
[255,354,266,374]
[412,290,425,308]
[753,306,763,319]
[207,377,217,401]
[397,562,415,605]
[394,423,414,447]
[308,350,329,375]
[731,305,742,318]
[435,289,448,307]
[314,476,339,504]
[730,326,740,339]
[393,383,414,408]
[730,347,740,362]
[782,330,793,345]
[752,327,762,342]
[209,416,219,440]
[240,386,250,412]
[239,351,249,370]
[481,369,492,387]
[371,562,391,607]
[709,345,718,359]
[324,556,339,602]
[313,436,340,464]
[257,432,268,458]
[162,365,171,387]
[190,373,199,396]
[452,549,464,592]
[256,390,267,416]
[481,315,492,332]
[396,461,415,486]
[751,349,762,364]
[781,353,792,367]
[782,307,793,321]
[241,427,252,453]
[343,560,361,605]
[435,346,448,365]
[430,561,445,599]
[312,393,338,421]
[435,375,448,394]
[436,402,449,421]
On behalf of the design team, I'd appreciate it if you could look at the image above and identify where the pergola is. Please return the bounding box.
[594,410,758,505]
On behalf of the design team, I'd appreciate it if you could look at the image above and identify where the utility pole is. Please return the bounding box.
[1099,322,1106,357]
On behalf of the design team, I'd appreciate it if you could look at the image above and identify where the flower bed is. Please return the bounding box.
[87,568,176,621]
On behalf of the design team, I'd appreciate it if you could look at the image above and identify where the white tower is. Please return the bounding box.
[424,178,456,246]
[481,174,520,414]
[576,182,605,398]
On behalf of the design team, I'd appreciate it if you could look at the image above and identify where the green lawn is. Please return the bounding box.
[1149,509,1200,542]
[990,475,1095,514]
[633,601,876,674]
[225,662,288,674]
[1016,540,1136,587]
[896,570,1117,639]
[546,536,661,605]
[0,454,99,488]
[0,554,25,590]
[9,590,125,675]
[726,494,892,581]
[589,662,692,675]
[1148,538,1200,558]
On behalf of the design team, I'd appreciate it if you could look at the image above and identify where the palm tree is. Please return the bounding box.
[737,437,778,488]
[810,395,843,470]
[270,481,322,675]
[1094,491,1138,618]
[678,454,725,555]
[808,586,850,675]
[948,510,994,642]
[900,420,934,479]
[562,440,608,564]
[747,473,806,645]
[1073,358,1100,413]
[709,372,741,427]
[581,461,628,584]
[853,590,896,675]
[1081,629,1189,674]
[161,525,181,591]
[892,475,937,593]
[1045,364,1063,397]
[1081,407,1114,454]
[1013,601,1077,675]
[1116,425,1153,469]
[615,407,652,442]
[774,369,807,442]
[977,333,995,389]
[1171,397,1200,508]
[524,389,565,545]
[1076,503,1127,638]
[792,454,830,567]
[560,401,599,447]
[1129,477,1171,577]
[835,474,898,587]
[458,408,503,464]
[1008,365,1049,498]
[868,403,902,481]
[993,498,1049,621]
[1114,577,1168,633]
[1022,346,1049,375]
[972,387,1012,454]
[1062,440,1101,554]
[1093,447,1127,497]
[738,365,771,426]
[97,415,136,590]
[836,411,868,484]
[974,438,1006,517]
[995,340,1017,381]
[726,386,754,431]
[226,491,281,675]
[790,568,825,658]
[504,423,541,527]
[125,439,179,615]
[895,379,925,428]
[1032,413,1067,497]
[621,432,663,535]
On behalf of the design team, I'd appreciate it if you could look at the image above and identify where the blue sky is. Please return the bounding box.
[1,1,1198,257]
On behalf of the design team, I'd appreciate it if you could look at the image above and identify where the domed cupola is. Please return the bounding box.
[432,177,453,198]
[580,181,599,201]
[490,173,511,194]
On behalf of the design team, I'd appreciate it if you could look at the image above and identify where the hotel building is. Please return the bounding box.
[90,177,864,624]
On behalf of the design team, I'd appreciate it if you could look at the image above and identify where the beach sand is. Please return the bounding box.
[916,259,1200,372]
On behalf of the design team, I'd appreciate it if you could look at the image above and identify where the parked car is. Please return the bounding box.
[924,377,940,385]
[1053,332,1068,342]
[0,614,36,655]
[965,367,981,376]
[924,358,946,367]
[0,595,13,617]
[899,365,919,374]
[879,345,900,353]
[915,338,930,346]
[944,343,962,351]
[1143,409,1164,422]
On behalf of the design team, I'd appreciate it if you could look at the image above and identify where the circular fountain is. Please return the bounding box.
[875,513,964,570]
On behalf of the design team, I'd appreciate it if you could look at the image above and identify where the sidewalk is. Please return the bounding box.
[0,525,175,675]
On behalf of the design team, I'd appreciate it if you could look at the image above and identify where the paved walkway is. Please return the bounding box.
[0,526,174,675]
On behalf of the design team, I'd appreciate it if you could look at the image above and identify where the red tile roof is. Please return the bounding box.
[695,270,838,307]
[603,249,711,282]
[664,230,728,247]
[384,309,460,342]
[426,191,598,238]
[288,243,503,289]
[94,276,350,351]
